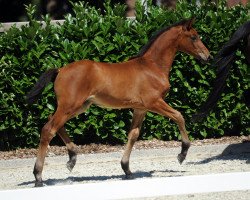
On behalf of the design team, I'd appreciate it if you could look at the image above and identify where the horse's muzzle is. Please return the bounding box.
[199,53,213,64]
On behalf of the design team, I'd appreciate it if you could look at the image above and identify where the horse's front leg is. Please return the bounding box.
[149,98,191,164]
[121,109,146,179]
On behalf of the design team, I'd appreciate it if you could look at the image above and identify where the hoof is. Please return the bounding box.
[66,161,75,172]
[177,153,186,164]
[67,150,77,172]
[34,181,43,187]
[124,173,134,180]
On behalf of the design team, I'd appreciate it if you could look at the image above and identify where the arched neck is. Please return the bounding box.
[143,27,181,74]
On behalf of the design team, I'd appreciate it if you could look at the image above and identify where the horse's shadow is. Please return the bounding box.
[187,142,250,165]
[18,170,153,187]
[18,169,187,187]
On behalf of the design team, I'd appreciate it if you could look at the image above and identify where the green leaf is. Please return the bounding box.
[46,103,54,111]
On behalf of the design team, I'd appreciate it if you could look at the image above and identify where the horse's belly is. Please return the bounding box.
[87,95,143,109]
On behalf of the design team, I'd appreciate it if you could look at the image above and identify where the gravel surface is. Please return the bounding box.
[0,136,250,199]
[0,136,248,160]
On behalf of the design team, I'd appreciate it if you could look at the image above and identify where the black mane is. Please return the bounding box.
[130,19,190,59]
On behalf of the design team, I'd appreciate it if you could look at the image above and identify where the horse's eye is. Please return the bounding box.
[191,36,197,41]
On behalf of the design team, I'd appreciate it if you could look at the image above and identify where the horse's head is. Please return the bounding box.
[177,18,211,62]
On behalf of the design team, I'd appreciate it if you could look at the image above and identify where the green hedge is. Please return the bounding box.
[0,1,249,150]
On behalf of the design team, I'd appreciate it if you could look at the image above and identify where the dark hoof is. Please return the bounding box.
[67,150,77,172]
[124,174,134,180]
[66,161,75,172]
[177,153,186,164]
[34,181,43,187]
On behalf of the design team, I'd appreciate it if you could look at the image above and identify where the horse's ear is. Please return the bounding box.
[183,17,195,31]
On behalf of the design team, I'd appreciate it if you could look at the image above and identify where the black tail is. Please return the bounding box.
[26,69,59,105]
[192,20,250,122]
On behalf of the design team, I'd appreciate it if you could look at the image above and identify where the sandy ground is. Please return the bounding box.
[0,139,250,199]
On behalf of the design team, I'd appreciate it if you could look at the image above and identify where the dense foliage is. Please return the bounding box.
[0,0,249,150]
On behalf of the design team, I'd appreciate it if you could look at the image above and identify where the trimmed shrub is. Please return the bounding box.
[0,0,249,150]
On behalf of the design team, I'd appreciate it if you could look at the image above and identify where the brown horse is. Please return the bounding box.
[27,18,210,187]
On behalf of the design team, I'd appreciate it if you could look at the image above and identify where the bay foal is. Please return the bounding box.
[27,18,210,187]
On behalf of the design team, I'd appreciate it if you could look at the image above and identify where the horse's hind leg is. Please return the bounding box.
[33,110,69,187]
[57,126,77,171]
[149,98,190,164]
[55,100,92,172]
[46,115,77,171]
[121,109,146,179]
